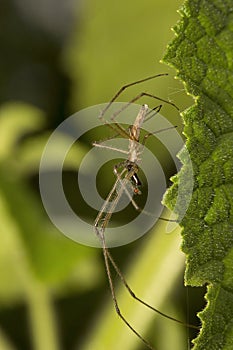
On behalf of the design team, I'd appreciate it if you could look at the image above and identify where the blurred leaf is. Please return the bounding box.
[0,185,61,350]
[0,329,16,350]
[0,102,44,161]
[16,131,88,175]
[0,100,104,350]
[0,101,101,302]
[0,189,28,304]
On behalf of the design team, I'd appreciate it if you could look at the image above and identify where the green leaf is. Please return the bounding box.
[0,102,100,296]
[0,329,16,350]
[0,102,45,161]
[0,101,102,350]
[163,1,233,349]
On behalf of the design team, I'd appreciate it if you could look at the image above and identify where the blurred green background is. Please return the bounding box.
[0,1,205,350]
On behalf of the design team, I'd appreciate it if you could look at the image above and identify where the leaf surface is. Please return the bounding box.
[163,1,233,348]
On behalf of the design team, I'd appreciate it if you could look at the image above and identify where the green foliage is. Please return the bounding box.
[163,1,233,348]
[5,0,231,349]
[0,102,100,349]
